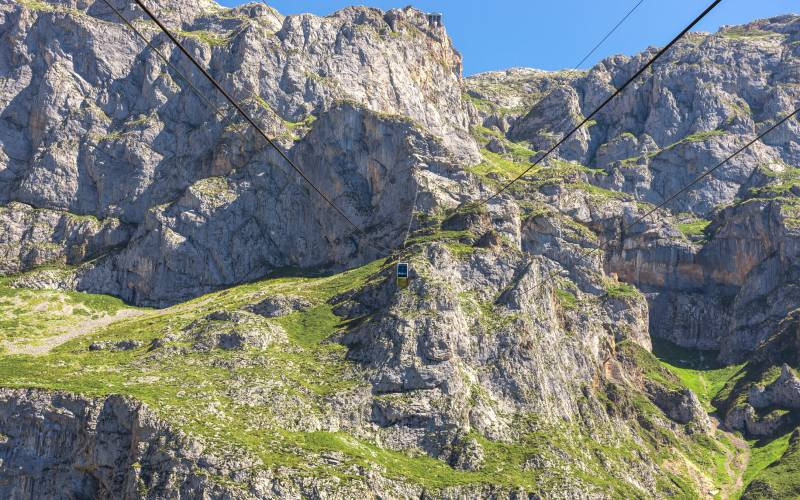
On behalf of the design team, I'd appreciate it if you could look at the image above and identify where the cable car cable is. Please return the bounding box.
[466,0,722,211]
[513,104,800,299]
[99,0,229,123]
[131,0,394,255]
[402,182,420,250]
[574,0,646,70]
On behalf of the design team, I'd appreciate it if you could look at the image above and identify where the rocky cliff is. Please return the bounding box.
[1,0,479,305]
[2,0,800,498]
[467,15,800,364]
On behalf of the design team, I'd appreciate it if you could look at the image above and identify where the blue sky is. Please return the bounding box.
[217,1,799,75]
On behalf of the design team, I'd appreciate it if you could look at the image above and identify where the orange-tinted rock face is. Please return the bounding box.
[603,196,800,362]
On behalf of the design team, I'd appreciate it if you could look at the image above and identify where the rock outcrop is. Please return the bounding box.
[0,202,131,274]
[0,388,231,499]
[1,0,479,305]
[246,294,311,317]
[749,364,800,409]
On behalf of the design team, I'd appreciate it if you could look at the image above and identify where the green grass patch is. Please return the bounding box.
[17,0,55,11]
[576,182,630,200]
[458,291,517,334]
[92,130,125,143]
[406,229,474,247]
[177,29,232,46]
[284,113,317,131]
[555,289,578,310]
[745,163,800,201]
[471,126,536,162]
[463,92,495,114]
[720,27,784,41]
[0,284,137,348]
[15,0,87,18]
[604,281,641,300]
[676,219,711,238]
[684,130,727,143]
[743,430,796,496]
[619,340,685,392]
[649,129,727,159]
[275,305,341,349]
[651,338,745,411]
[468,149,531,181]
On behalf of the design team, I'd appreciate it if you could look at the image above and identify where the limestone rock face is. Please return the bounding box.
[749,364,800,410]
[0,0,479,305]
[0,388,228,499]
[509,85,593,161]
[504,17,800,215]
[606,191,800,362]
[0,202,130,274]
[0,388,431,499]
[3,0,800,495]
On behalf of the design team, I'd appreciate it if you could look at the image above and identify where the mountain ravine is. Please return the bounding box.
[1,0,800,498]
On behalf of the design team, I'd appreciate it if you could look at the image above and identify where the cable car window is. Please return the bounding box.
[397,263,409,278]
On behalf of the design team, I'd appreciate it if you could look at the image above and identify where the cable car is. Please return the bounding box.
[426,12,443,28]
[396,262,409,289]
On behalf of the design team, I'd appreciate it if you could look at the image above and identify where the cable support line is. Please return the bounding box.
[515,104,800,299]
[402,182,421,250]
[574,0,646,69]
[622,108,800,234]
[470,0,722,210]
[131,0,393,255]
[100,0,229,122]
[100,1,254,133]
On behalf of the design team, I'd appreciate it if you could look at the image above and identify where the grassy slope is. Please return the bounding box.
[742,430,800,499]
[652,338,745,411]
[0,256,739,496]
[743,431,793,491]
[5,260,560,490]
[652,338,800,497]
[0,259,642,495]
[615,341,739,496]
[677,219,711,240]
[0,277,138,351]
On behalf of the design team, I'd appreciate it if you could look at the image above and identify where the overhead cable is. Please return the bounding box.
[131,0,394,254]
[471,0,722,209]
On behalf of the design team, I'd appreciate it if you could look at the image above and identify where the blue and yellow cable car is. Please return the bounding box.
[396,262,409,289]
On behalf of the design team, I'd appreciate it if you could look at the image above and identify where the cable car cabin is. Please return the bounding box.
[396,262,410,289]
[427,12,442,28]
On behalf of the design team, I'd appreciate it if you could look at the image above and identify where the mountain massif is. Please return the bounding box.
[1,0,800,498]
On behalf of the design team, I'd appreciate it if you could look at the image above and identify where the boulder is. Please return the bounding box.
[246,295,312,318]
